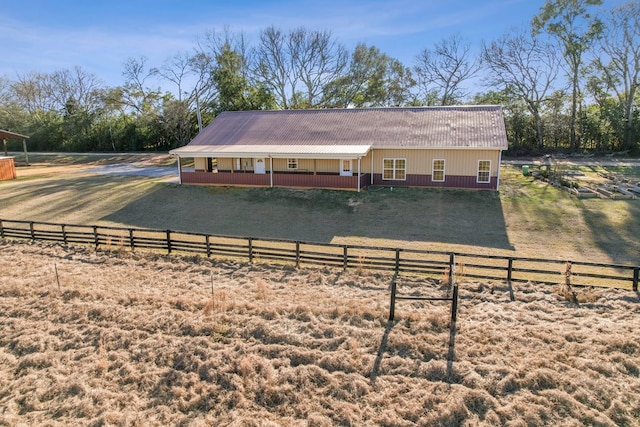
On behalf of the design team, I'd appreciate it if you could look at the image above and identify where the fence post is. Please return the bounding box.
[0,220,3,239]
[61,224,67,245]
[205,235,211,258]
[295,241,301,268]
[29,221,35,241]
[389,274,398,321]
[447,280,459,366]
[633,267,639,292]
[129,229,134,250]
[343,245,348,271]
[450,280,459,324]
[507,258,515,301]
[395,249,400,273]
[93,226,99,249]
[166,230,172,254]
[449,253,456,290]
[248,237,253,263]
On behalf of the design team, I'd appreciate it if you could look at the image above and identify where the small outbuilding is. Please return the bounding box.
[0,129,30,181]
[169,105,509,191]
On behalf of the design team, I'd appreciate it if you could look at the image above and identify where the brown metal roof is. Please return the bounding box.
[0,129,29,140]
[171,106,508,157]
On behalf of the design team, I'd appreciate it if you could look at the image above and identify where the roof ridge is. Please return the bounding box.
[219,105,502,115]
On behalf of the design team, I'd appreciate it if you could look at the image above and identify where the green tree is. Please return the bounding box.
[321,43,415,108]
[474,90,538,154]
[542,90,571,150]
[115,57,164,151]
[532,0,604,150]
[213,44,275,113]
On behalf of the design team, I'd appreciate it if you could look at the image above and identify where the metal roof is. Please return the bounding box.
[170,106,508,158]
[0,130,29,140]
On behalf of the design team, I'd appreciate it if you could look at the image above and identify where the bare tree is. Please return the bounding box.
[482,29,562,149]
[254,26,348,109]
[254,26,292,109]
[589,1,640,151]
[11,67,103,125]
[119,56,161,115]
[11,72,59,123]
[50,67,104,112]
[414,34,480,105]
[152,53,195,145]
[155,52,193,103]
[288,28,348,108]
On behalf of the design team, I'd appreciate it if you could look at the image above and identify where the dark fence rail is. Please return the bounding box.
[1,218,638,291]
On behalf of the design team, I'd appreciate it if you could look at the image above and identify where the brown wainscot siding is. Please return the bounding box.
[372,174,498,190]
[182,171,270,186]
[273,173,370,189]
[182,170,371,190]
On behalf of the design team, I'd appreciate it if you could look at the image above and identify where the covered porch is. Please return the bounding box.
[170,144,372,192]
[1,129,30,165]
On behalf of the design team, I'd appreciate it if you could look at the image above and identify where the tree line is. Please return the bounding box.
[0,0,638,156]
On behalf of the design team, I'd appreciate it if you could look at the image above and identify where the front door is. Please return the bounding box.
[340,159,352,176]
[254,158,266,174]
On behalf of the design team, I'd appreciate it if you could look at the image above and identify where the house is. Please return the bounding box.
[169,105,509,192]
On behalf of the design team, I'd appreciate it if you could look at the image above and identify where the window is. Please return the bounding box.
[432,159,445,182]
[477,160,491,183]
[287,158,298,170]
[382,158,406,180]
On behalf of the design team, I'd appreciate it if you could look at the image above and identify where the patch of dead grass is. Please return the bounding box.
[0,240,639,426]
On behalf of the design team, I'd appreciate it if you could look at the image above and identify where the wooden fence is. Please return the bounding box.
[0,218,638,291]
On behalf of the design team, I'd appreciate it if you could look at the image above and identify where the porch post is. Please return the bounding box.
[177,157,182,184]
[23,139,29,165]
[2,138,6,156]
[269,157,273,187]
[496,151,502,191]
[357,157,361,193]
[370,149,374,185]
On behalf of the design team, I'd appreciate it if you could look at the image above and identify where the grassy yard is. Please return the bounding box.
[1,154,639,265]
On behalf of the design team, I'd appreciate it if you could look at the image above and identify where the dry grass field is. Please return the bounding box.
[1,240,639,426]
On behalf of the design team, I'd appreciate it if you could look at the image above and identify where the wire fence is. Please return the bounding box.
[1,218,638,291]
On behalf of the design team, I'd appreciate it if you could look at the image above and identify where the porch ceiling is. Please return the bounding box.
[169,144,372,159]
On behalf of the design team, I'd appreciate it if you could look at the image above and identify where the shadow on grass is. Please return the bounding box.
[0,175,161,223]
[103,185,514,250]
[370,314,458,385]
[577,200,640,265]
[370,320,394,385]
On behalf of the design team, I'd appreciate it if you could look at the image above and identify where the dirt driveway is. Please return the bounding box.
[14,152,178,181]
[503,155,640,167]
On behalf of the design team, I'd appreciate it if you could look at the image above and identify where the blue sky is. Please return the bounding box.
[0,0,620,90]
